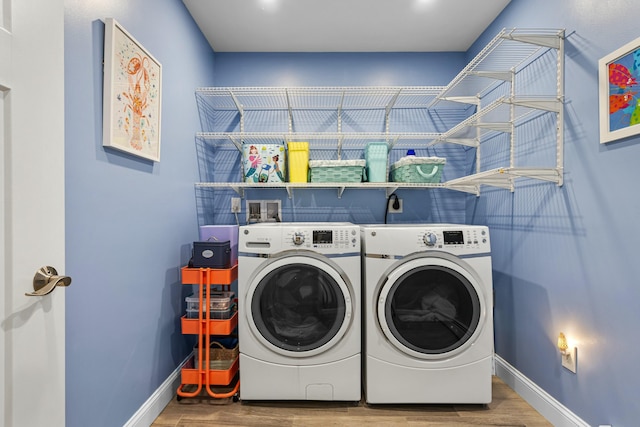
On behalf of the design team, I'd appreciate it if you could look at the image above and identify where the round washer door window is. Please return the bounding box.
[247,255,353,357]
[377,257,484,359]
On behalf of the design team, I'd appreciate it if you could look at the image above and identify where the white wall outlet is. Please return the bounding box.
[389,198,403,214]
[231,197,241,213]
[561,347,577,373]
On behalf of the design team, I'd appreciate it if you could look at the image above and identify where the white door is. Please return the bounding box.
[1,0,66,426]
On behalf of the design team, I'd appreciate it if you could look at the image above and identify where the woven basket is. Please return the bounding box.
[308,159,366,183]
[194,341,239,370]
[390,156,446,183]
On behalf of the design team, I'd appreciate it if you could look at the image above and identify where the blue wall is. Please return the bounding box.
[468,1,640,426]
[64,0,639,425]
[64,1,215,426]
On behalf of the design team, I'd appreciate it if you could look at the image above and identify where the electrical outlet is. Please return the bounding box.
[561,347,577,373]
[231,197,241,213]
[389,198,403,214]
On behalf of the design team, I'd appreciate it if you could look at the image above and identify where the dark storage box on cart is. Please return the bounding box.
[191,240,231,268]
[199,225,239,266]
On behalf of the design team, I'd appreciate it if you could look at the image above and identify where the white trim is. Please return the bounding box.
[127,354,589,427]
[123,356,189,427]
[494,355,589,427]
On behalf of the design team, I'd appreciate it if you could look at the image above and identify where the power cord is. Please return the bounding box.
[384,193,400,224]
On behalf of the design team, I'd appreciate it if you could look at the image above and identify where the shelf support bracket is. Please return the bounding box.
[502,32,563,49]
[388,135,400,150]
[473,122,513,133]
[444,182,480,196]
[337,186,345,199]
[285,88,293,133]
[508,98,562,113]
[470,71,513,82]
[227,134,243,151]
[431,137,479,147]
[228,89,244,134]
[337,90,344,135]
[385,186,399,198]
[439,96,480,105]
[229,185,244,198]
[385,89,401,134]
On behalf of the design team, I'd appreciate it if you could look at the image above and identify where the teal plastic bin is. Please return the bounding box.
[364,142,389,182]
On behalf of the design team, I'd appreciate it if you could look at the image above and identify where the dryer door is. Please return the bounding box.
[246,255,353,357]
[377,256,486,360]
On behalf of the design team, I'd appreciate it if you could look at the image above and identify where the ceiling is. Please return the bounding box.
[183,0,512,53]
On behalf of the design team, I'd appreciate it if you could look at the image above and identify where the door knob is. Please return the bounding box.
[25,266,72,297]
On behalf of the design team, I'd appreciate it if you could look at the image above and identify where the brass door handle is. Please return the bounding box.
[25,266,72,297]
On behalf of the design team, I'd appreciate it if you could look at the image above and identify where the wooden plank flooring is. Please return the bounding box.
[153,376,552,426]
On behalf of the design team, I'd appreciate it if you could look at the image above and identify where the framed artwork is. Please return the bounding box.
[103,18,162,161]
[599,36,640,143]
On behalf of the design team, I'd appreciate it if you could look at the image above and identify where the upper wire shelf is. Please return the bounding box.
[432,28,565,105]
[195,86,446,112]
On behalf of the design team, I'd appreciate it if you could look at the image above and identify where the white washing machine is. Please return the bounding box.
[361,224,494,404]
[238,222,361,401]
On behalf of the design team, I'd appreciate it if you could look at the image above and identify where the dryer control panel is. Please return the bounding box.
[361,224,490,257]
[419,227,489,253]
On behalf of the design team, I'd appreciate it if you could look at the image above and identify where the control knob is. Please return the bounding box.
[423,231,437,247]
[293,232,305,246]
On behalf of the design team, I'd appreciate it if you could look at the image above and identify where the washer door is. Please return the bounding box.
[246,255,353,358]
[377,255,485,360]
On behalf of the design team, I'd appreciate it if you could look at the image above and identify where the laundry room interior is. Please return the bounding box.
[57,0,639,426]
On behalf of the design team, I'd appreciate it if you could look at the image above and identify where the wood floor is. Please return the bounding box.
[152,376,552,426]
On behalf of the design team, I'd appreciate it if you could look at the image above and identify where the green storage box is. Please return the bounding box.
[390,156,446,183]
[308,159,366,183]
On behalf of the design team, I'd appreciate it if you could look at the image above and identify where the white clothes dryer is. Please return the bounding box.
[361,224,494,404]
[238,222,361,401]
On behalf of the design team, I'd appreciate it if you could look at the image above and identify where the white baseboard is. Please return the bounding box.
[127,354,588,427]
[123,356,189,427]
[494,355,589,427]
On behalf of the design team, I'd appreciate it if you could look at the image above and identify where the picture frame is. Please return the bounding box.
[599,36,640,144]
[103,18,162,161]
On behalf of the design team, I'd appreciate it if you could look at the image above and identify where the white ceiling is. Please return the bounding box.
[183,0,512,53]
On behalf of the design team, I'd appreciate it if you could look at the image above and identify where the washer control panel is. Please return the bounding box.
[286,226,359,251]
[240,223,360,254]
